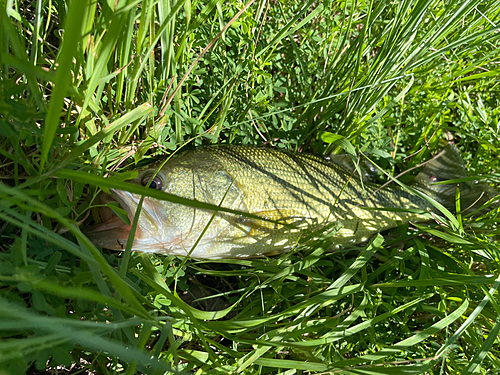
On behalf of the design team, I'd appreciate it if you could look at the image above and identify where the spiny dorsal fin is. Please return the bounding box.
[327,154,381,182]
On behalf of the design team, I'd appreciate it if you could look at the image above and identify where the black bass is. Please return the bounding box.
[86,145,496,258]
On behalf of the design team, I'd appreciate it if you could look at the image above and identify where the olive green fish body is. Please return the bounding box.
[178,147,430,256]
[87,145,496,258]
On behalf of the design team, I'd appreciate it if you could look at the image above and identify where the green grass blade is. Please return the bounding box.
[39,0,88,171]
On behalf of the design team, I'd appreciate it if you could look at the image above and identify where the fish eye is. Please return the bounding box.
[141,175,163,190]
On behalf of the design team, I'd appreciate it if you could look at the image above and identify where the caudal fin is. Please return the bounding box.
[412,145,498,215]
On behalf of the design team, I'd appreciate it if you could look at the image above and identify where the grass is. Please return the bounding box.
[1,0,500,373]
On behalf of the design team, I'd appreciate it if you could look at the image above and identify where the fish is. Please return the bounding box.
[86,144,497,259]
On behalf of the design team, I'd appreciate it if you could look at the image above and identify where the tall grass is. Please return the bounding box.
[1,0,500,374]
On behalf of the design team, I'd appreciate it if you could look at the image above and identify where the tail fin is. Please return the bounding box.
[412,145,498,215]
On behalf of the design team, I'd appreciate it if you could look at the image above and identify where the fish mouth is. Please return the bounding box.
[84,189,160,250]
[110,188,138,219]
[110,189,160,230]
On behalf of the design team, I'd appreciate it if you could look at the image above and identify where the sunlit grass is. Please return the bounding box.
[1,0,500,374]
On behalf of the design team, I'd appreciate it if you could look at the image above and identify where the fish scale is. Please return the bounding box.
[203,146,429,232]
[86,144,496,258]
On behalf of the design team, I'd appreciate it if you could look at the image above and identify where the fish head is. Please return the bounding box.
[86,164,190,252]
[86,157,245,256]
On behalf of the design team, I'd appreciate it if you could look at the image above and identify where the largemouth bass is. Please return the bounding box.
[86,145,496,258]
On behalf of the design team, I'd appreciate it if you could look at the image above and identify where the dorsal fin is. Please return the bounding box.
[327,154,381,182]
